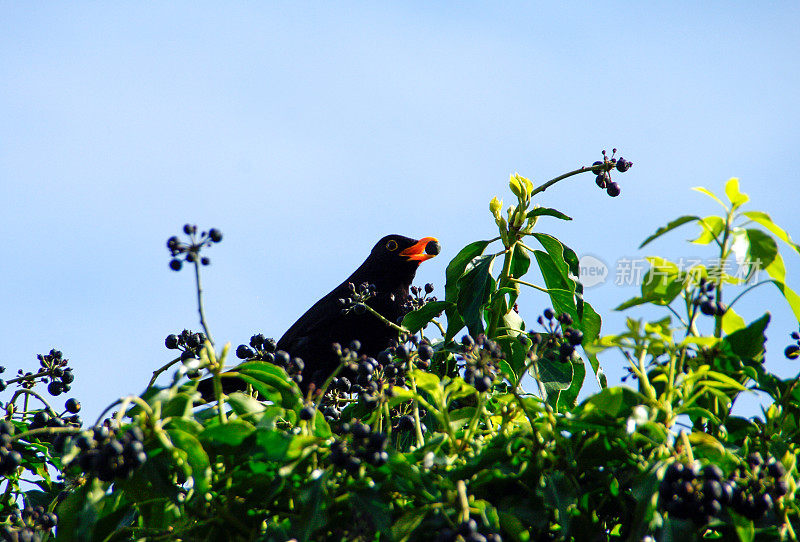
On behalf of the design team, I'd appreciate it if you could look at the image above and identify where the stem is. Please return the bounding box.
[407,367,425,448]
[486,243,516,338]
[726,280,772,311]
[714,211,733,338]
[457,480,470,523]
[193,261,214,346]
[360,303,409,334]
[529,164,599,198]
[148,355,183,388]
[509,277,549,294]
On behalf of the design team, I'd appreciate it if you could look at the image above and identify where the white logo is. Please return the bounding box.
[579,255,608,288]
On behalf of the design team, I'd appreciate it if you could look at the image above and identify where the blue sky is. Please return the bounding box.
[2,3,799,421]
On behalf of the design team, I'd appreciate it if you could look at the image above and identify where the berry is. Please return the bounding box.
[208,228,223,243]
[424,283,434,294]
[165,334,180,349]
[595,174,607,189]
[201,257,210,266]
[166,236,180,251]
[785,345,800,359]
[714,301,726,316]
[792,331,800,340]
[169,259,182,271]
[236,344,256,359]
[65,398,81,414]
[606,182,621,197]
[591,161,603,175]
[299,406,315,421]
[418,344,434,361]
[616,158,632,172]
[47,381,63,396]
[700,300,716,316]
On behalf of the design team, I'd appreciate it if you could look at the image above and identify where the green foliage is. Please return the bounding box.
[2,165,800,541]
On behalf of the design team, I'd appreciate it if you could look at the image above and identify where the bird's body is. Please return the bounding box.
[197,234,439,398]
[277,234,439,386]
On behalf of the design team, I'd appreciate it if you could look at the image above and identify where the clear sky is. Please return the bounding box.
[2,3,799,421]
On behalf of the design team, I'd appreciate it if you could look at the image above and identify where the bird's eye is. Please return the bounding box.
[386,240,398,251]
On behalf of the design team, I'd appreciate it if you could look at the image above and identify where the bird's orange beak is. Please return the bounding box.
[401,237,440,262]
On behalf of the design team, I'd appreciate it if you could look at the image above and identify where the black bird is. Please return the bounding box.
[197,234,440,398]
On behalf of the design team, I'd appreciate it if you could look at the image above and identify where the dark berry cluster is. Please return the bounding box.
[337,281,378,316]
[0,504,58,542]
[403,282,438,313]
[0,421,22,476]
[659,462,732,524]
[660,455,788,525]
[166,224,222,271]
[528,309,582,364]
[728,453,788,520]
[235,334,304,384]
[0,349,75,396]
[785,330,800,359]
[329,422,389,472]
[165,329,208,360]
[71,424,146,482]
[29,404,81,437]
[437,518,502,542]
[590,149,631,198]
[459,334,503,392]
[693,277,726,317]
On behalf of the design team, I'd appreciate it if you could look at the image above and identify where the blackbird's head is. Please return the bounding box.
[357,234,440,289]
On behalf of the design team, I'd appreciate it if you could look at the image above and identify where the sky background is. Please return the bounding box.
[2,3,799,422]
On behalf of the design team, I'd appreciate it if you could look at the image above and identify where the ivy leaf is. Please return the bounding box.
[691,216,725,245]
[639,215,701,249]
[401,301,449,333]
[743,210,800,254]
[445,240,491,340]
[723,313,770,360]
[692,186,728,211]
[526,207,573,221]
[725,177,749,209]
[456,254,496,337]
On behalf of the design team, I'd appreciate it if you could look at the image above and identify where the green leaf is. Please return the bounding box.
[412,370,443,406]
[745,228,778,274]
[640,257,685,305]
[456,254,496,337]
[723,313,770,360]
[445,240,492,339]
[763,253,800,322]
[526,207,572,221]
[532,355,573,407]
[729,510,755,542]
[725,177,749,209]
[391,507,429,542]
[692,186,728,210]
[743,210,800,254]
[721,307,746,334]
[401,301,450,333]
[639,215,701,249]
[557,358,586,409]
[510,243,531,279]
[532,233,580,285]
[200,419,255,446]
[533,251,570,292]
[166,428,211,494]
[691,215,725,245]
[578,387,644,419]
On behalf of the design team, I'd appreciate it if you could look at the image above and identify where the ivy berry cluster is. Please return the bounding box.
[785,330,800,359]
[0,504,58,542]
[165,329,208,360]
[166,224,222,271]
[437,518,503,542]
[329,421,389,473]
[591,149,632,198]
[528,309,583,364]
[694,277,726,317]
[71,424,147,483]
[0,421,22,476]
[659,454,787,525]
[337,281,378,316]
[459,334,503,392]
[404,282,437,313]
[0,349,74,396]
